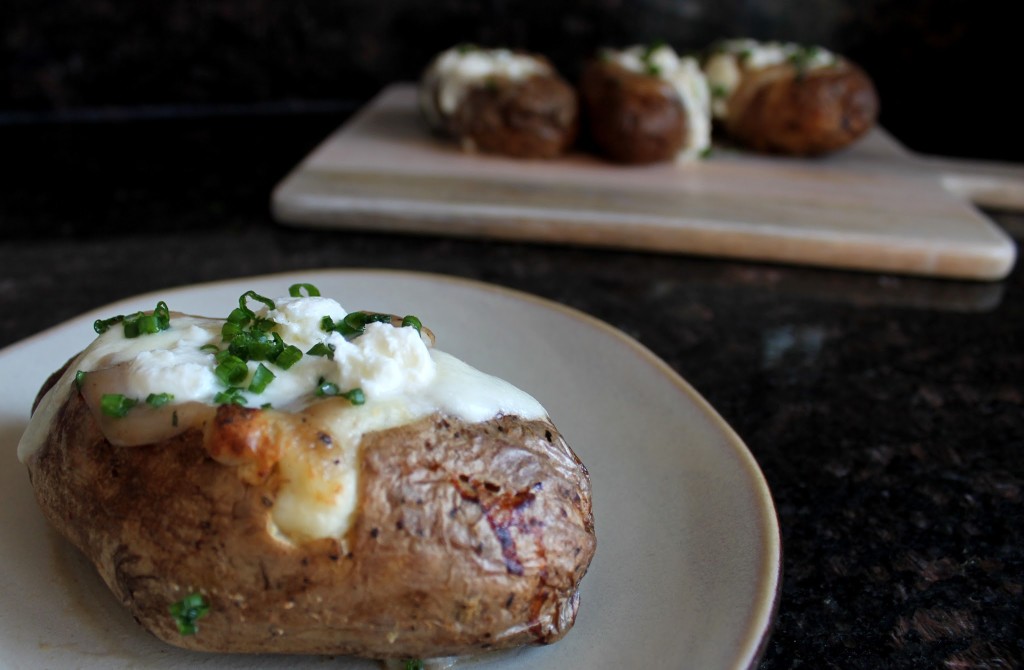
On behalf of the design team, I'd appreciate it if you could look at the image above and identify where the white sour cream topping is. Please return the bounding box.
[704,38,838,119]
[18,293,547,544]
[605,44,712,160]
[419,45,550,129]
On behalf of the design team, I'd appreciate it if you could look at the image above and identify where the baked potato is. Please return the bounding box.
[579,43,712,164]
[419,44,578,159]
[18,285,596,662]
[703,38,879,155]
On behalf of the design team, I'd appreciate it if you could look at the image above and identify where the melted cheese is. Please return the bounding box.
[604,44,712,160]
[18,293,547,544]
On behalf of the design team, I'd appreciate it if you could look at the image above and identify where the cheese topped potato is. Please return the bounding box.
[419,44,579,159]
[19,284,596,663]
[580,43,712,164]
[703,38,879,155]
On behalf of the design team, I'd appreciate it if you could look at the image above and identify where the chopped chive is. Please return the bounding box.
[226,307,251,325]
[288,283,320,297]
[221,321,243,342]
[214,355,249,386]
[214,387,247,405]
[316,378,340,397]
[199,343,220,353]
[248,364,275,394]
[306,342,335,359]
[400,315,423,333]
[403,660,425,670]
[100,394,137,417]
[107,301,172,339]
[74,370,87,389]
[169,593,209,636]
[154,301,171,329]
[135,314,161,335]
[93,314,125,334]
[341,387,366,405]
[274,345,303,370]
[240,290,275,315]
[315,377,365,405]
[122,312,143,339]
[146,392,175,408]
[324,311,393,340]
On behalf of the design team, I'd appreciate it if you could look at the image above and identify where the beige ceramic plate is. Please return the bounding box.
[0,270,780,669]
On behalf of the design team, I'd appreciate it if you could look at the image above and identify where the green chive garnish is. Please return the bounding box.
[403,660,425,670]
[306,342,335,359]
[93,314,125,334]
[316,378,340,397]
[342,387,366,405]
[199,343,220,353]
[315,378,365,405]
[214,387,247,405]
[400,315,423,333]
[135,313,161,335]
[240,290,275,315]
[275,345,303,370]
[288,283,321,297]
[101,301,172,339]
[323,311,393,339]
[146,392,174,408]
[100,394,137,417]
[74,370,87,389]
[169,593,209,636]
[248,364,275,394]
[214,355,249,386]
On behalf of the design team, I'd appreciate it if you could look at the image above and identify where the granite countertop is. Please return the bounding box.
[1,113,1021,669]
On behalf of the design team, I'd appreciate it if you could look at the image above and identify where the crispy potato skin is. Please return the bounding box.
[424,66,579,159]
[26,378,595,658]
[579,59,686,164]
[454,74,579,158]
[723,62,879,156]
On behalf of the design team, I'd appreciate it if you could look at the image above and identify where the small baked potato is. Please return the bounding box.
[20,288,596,662]
[419,45,578,159]
[704,39,878,156]
[579,44,712,164]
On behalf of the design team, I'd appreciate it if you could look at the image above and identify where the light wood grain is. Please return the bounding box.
[272,84,1018,281]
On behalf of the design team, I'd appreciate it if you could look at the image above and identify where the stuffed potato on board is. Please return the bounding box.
[579,43,712,164]
[703,38,879,156]
[419,44,578,159]
[18,283,596,663]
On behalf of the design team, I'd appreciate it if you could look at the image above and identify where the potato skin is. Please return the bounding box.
[421,58,578,159]
[723,62,879,156]
[26,376,595,658]
[579,58,686,164]
[452,74,579,158]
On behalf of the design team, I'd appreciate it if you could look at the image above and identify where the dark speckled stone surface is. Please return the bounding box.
[1,114,1022,668]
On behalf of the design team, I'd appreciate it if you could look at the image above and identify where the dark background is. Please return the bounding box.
[1,0,1019,162]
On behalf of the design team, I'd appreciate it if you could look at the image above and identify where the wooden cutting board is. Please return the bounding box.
[272,84,1019,281]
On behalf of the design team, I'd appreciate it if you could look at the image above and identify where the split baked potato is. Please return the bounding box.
[579,43,712,164]
[419,44,578,159]
[19,285,596,662]
[704,38,879,155]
